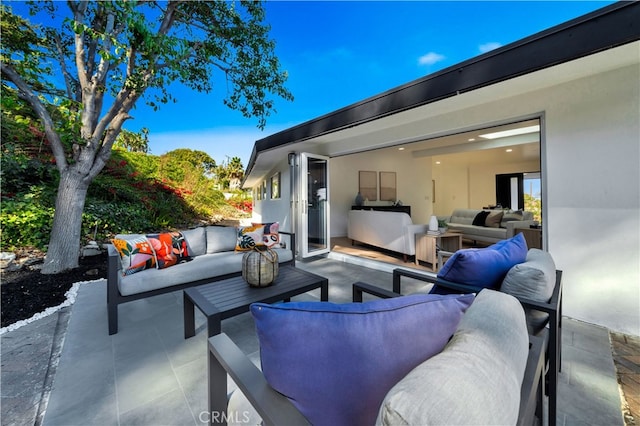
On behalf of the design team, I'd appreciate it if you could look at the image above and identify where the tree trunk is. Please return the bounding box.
[41,169,90,274]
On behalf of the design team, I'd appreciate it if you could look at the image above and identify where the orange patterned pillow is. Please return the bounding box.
[146,231,190,269]
[111,235,157,276]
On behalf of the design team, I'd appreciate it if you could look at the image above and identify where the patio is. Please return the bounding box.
[1,255,629,425]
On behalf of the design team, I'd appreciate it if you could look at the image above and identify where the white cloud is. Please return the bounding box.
[479,42,502,53]
[418,52,445,66]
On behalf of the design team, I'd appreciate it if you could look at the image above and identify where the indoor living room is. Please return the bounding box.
[330,118,543,269]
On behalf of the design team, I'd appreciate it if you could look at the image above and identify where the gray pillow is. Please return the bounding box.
[501,249,556,333]
[206,226,238,254]
[181,227,206,257]
[500,212,524,228]
[484,211,503,228]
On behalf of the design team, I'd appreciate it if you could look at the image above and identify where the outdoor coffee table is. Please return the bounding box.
[183,265,328,338]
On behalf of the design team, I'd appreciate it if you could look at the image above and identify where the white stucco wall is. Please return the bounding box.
[544,65,640,335]
[251,159,294,233]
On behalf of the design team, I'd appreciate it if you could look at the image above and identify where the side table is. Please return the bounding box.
[415,232,462,272]
[516,227,543,250]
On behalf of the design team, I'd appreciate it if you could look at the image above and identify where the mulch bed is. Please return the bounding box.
[1,252,108,328]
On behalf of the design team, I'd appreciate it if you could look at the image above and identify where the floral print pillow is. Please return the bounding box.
[235,222,280,251]
[146,231,191,269]
[111,235,156,276]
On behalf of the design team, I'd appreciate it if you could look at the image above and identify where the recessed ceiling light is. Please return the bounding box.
[468,138,475,142]
[398,147,405,151]
[506,149,513,152]
[435,161,441,165]
[479,125,540,140]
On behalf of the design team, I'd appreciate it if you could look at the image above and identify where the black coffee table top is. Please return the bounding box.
[184,265,329,337]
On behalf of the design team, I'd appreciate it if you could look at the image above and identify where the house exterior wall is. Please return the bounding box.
[422,64,640,335]
[253,64,639,335]
[335,64,639,335]
[544,64,639,335]
[250,158,294,233]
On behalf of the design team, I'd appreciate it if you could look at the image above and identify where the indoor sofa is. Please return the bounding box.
[208,289,546,425]
[107,225,295,335]
[347,209,428,261]
[442,208,534,244]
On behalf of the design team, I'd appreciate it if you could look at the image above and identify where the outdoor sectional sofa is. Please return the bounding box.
[208,289,546,425]
[353,236,563,426]
[442,208,534,244]
[106,225,295,335]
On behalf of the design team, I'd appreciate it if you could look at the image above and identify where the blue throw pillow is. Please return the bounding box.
[251,293,475,426]
[437,233,528,289]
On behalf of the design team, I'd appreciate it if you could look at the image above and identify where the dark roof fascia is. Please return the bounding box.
[245,1,639,179]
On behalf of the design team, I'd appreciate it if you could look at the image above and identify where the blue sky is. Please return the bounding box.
[12,1,614,167]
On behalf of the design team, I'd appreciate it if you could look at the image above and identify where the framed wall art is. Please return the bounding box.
[359,171,377,201]
[379,171,396,201]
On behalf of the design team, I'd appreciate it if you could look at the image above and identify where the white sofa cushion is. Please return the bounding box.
[449,209,479,225]
[182,227,206,256]
[347,210,428,256]
[501,248,557,333]
[206,226,238,254]
[118,247,293,296]
[446,223,508,239]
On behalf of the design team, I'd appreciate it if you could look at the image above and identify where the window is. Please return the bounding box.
[271,172,280,199]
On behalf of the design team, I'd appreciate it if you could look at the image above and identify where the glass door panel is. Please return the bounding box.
[300,153,330,257]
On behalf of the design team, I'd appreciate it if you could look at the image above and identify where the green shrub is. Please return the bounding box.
[1,94,247,252]
[0,195,55,250]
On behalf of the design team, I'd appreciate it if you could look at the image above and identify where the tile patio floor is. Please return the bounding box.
[1,254,630,425]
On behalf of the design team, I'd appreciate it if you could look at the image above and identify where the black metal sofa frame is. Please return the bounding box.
[107,232,295,335]
[207,325,547,426]
[353,267,563,426]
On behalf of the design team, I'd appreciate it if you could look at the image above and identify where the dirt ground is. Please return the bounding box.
[1,251,108,328]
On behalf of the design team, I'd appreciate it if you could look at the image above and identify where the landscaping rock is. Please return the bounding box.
[0,253,16,270]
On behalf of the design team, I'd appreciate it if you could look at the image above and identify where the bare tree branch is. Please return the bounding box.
[158,1,181,35]
[0,62,68,172]
[51,33,79,101]
[92,10,115,86]
[70,0,89,90]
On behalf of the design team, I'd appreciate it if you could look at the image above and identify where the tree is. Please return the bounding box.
[1,2,292,273]
[226,156,245,189]
[214,156,244,190]
[114,128,150,153]
[158,148,216,185]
